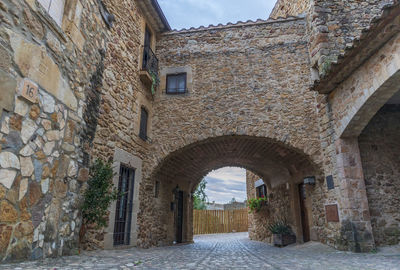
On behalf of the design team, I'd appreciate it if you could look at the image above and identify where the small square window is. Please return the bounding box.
[166,73,187,94]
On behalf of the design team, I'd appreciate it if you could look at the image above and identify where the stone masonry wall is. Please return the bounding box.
[316,30,400,252]
[142,17,325,248]
[359,105,400,246]
[270,0,310,19]
[0,0,110,262]
[153,18,321,173]
[83,0,156,250]
[309,0,395,77]
[247,171,293,243]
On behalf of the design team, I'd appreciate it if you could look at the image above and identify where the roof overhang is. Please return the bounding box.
[137,0,171,33]
[312,3,400,94]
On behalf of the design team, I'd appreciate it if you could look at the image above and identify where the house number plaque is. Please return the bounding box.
[19,79,38,103]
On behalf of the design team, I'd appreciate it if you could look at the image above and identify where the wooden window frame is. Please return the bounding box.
[166,73,187,94]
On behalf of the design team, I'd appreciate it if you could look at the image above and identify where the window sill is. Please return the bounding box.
[139,135,152,144]
[165,89,188,95]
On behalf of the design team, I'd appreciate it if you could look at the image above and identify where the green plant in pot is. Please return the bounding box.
[247,195,267,213]
[268,218,296,247]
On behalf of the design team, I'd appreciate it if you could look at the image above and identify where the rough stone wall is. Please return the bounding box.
[270,0,310,19]
[309,0,395,76]
[328,32,400,138]
[359,105,400,246]
[153,18,321,170]
[0,0,109,262]
[247,171,293,243]
[143,17,323,248]
[314,31,400,252]
[82,0,157,250]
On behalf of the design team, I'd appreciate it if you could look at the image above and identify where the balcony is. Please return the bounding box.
[140,45,159,94]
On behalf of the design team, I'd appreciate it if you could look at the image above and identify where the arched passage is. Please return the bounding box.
[357,89,400,246]
[149,135,322,245]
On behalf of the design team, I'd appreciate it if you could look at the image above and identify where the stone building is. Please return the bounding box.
[0,0,399,262]
[224,202,246,211]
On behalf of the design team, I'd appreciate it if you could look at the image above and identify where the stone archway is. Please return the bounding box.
[358,98,400,247]
[141,135,322,246]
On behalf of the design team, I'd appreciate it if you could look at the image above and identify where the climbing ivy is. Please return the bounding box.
[81,159,120,228]
[149,71,158,95]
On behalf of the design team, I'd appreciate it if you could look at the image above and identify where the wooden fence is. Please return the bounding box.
[193,209,248,235]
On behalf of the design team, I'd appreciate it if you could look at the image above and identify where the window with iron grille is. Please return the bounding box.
[38,0,65,26]
[139,107,148,140]
[166,73,187,94]
[256,184,267,198]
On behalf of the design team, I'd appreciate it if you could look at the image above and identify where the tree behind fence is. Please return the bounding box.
[193,209,248,235]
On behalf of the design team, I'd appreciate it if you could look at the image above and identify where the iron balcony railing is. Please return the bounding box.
[142,45,159,77]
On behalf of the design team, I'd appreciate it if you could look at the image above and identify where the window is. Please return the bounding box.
[139,107,148,140]
[166,73,187,94]
[154,181,160,198]
[256,184,267,198]
[38,0,65,26]
[142,27,153,70]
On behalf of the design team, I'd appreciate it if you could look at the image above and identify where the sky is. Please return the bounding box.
[203,167,247,204]
[158,0,277,30]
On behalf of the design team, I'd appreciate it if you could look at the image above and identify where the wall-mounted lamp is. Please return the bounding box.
[303,176,316,185]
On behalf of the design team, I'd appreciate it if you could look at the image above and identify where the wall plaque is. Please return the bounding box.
[19,79,38,103]
[326,175,334,190]
[325,204,339,222]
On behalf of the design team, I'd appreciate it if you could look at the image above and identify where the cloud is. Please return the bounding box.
[158,0,277,30]
[204,167,247,204]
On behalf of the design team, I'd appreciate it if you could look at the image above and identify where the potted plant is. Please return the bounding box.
[268,219,296,247]
[247,195,268,213]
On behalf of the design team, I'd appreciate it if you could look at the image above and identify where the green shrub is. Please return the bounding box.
[81,159,120,228]
[268,218,293,235]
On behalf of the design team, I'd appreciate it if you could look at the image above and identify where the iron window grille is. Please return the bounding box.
[166,73,187,94]
[142,46,159,78]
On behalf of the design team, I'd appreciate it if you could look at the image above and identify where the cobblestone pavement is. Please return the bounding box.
[2,232,400,270]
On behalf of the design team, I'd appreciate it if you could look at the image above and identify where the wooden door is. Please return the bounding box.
[298,183,310,242]
[176,191,184,243]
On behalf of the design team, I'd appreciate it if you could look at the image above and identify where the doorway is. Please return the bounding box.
[298,183,310,242]
[176,190,184,243]
[113,165,135,246]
